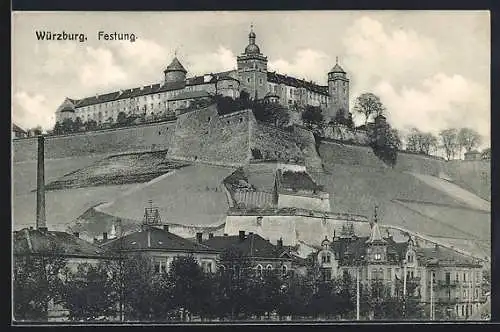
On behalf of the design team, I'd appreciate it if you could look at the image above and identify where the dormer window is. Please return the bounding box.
[407,254,414,263]
[374,253,382,260]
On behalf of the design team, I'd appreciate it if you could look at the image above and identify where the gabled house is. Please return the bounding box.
[99,224,219,274]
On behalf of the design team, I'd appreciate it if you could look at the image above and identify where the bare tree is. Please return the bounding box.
[457,128,482,155]
[439,128,459,160]
[406,128,438,155]
[353,93,386,125]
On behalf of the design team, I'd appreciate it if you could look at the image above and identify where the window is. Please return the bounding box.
[259,78,263,85]
[407,254,414,263]
[247,78,251,83]
[432,272,436,283]
[266,264,273,272]
[374,253,382,260]
[256,265,263,276]
[456,273,459,282]
[326,255,331,263]
[463,290,467,299]
[282,265,287,276]
[463,273,467,282]
[445,272,451,284]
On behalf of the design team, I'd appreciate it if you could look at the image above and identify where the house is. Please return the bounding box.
[99,224,219,274]
[12,123,28,139]
[464,150,482,161]
[13,227,114,321]
[313,214,488,320]
[201,231,295,277]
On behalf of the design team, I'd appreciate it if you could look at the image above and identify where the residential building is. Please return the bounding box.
[12,123,28,139]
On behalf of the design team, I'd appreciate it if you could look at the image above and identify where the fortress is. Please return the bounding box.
[55,26,350,126]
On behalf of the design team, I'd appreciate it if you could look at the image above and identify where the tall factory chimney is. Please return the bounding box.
[36,135,47,232]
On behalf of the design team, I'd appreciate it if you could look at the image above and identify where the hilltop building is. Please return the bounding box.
[12,123,28,139]
[314,212,487,320]
[55,26,350,125]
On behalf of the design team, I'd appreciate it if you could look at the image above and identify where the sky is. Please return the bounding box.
[12,11,490,147]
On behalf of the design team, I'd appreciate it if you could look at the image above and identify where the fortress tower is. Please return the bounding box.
[164,57,187,84]
[237,25,268,100]
[327,57,350,122]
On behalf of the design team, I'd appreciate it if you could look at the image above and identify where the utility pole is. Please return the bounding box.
[356,267,360,320]
[430,271,434,320]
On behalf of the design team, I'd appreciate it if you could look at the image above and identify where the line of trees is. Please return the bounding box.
[14,248,428,323]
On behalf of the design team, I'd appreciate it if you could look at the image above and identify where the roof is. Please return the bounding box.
[13,228,107,259]
[164,57,187,73]
[168,90,213,101]
[465,150,481,155]
[12,123,26,134]
[365,222,387,244]
[416,246,482,267]
[278,170,323,192]
[329,63,346,74]
[100,226,218,253]
[267,72,328,95]
[202,233,289,260]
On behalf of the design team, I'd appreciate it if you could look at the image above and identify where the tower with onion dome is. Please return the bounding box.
[237,25,268,100]
[327,57,350,122]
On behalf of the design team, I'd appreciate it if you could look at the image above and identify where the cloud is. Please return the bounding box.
[374,74,490,142]
[79,47,128,88]
[268,49,331,83]
[186,46,237,75]
[12,91,55,131]
[343,16,490,144]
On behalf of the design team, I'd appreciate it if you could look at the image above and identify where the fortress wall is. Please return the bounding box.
[166,105,251,166]
[277,194,331,212]
[324,125,370,145]
[292,126,324,173]
[12,121,176,162]
[224,214,371,246]
[250,122,304,164]
[395,151,446,177]
[445,160,490,201]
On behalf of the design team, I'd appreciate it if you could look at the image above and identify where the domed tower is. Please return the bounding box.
[237,25,268,100]
[327,57,350,122]
[164,56,187,84]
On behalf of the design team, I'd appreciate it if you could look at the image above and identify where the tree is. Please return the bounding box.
[369,115,399,167]
[458,128,482,154]
[439,128,459,160]
[302,105,324,131]
[61,262,118,321]
[29,126,43,136]
[85,120,98,131]
[13,250,67,321]
[52,122,63,135]
[61,118,75,134]
[214,248,254,320]
[116,112,128,126]
[252,101,290,128]
[168,255,210,321]
[406,128,438,155]
[353,93,385,125]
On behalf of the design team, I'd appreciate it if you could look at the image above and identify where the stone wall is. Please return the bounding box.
[323,124,369,145]
[167,105,251,167]
[225,213,371,246]
[277,193,331,212]
[250,122,305,164]
[12,121,176,162]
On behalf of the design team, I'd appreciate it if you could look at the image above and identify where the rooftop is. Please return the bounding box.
[202,232,289,259]
[13,228,107,258]
[100,226,218,253]
[267,72,328,96]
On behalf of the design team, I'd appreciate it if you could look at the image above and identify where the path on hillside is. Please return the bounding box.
[407,172,490,211]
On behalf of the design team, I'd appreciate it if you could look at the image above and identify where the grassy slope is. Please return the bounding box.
[99,164,235,226]
[316,142,490,256]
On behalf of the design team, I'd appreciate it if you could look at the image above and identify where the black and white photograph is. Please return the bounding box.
[11,10,491,323]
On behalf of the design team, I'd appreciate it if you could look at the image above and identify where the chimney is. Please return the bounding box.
[277,237,283,248]
[239,230,245,242]
[73,232,80,238]
[196,232,203,244]
[36,136,47,232]
[103,232,108,241]
[163,224,169,232]
[209,233,214,239]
